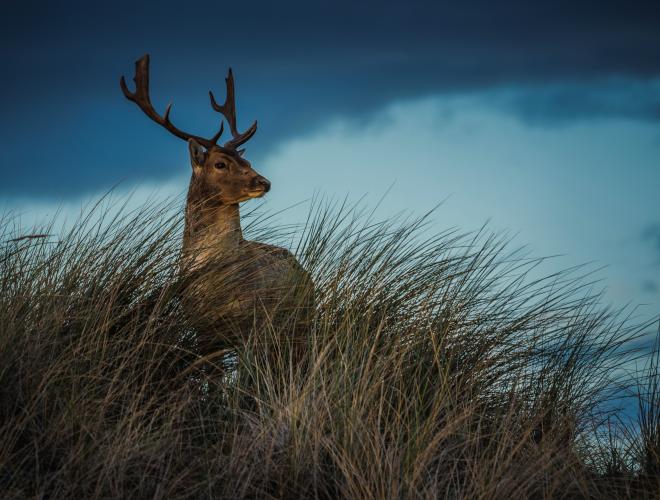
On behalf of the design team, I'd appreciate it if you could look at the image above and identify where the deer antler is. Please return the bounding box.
[120,54,224,149]
[209,68,257,150]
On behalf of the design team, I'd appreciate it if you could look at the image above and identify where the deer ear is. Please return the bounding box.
[188,139,207,169]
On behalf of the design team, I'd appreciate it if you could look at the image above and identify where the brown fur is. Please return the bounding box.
[181,141,314,355]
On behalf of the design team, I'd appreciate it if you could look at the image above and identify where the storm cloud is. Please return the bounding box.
[1,0,659,197]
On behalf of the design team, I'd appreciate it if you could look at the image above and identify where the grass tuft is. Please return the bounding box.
[0,197,658,499]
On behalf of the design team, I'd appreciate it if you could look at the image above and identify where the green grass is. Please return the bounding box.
[0,197,658,499]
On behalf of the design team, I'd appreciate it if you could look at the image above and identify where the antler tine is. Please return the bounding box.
[209,68,257,149]
[120,54,224,148]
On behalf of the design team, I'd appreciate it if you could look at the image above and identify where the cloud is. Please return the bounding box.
[3,0,660,122]
[2,0,660,198]
[492,80,660,125]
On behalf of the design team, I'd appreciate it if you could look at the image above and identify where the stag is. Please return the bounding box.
[121,54,313,358]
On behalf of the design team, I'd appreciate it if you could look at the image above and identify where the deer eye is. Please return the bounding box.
[214,161,228,170]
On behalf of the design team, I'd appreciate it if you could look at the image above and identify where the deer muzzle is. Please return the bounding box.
[251,176,271,193]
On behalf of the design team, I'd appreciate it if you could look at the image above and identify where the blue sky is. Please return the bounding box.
[1,0,659,319]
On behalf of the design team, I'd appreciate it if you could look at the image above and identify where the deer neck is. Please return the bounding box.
[184,193,244,255]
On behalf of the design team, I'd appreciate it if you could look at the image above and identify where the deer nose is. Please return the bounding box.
[254,176,271,193]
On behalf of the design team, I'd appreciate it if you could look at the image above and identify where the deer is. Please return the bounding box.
[120,54,313,362]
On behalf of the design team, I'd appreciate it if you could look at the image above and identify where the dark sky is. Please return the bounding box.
[2,0,660,198]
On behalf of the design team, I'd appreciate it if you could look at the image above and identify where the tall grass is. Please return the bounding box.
[0,197,657,499]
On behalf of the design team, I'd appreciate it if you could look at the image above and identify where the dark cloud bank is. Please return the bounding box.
[1,0,659,197]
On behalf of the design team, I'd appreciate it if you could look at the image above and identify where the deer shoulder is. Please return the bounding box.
[240,239,313,305]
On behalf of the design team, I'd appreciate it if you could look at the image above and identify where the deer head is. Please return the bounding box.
[120,54,270,205]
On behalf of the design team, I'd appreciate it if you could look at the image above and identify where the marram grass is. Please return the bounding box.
[0,197,658,499]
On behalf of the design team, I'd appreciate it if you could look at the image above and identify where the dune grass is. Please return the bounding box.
[0,197,658,499]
